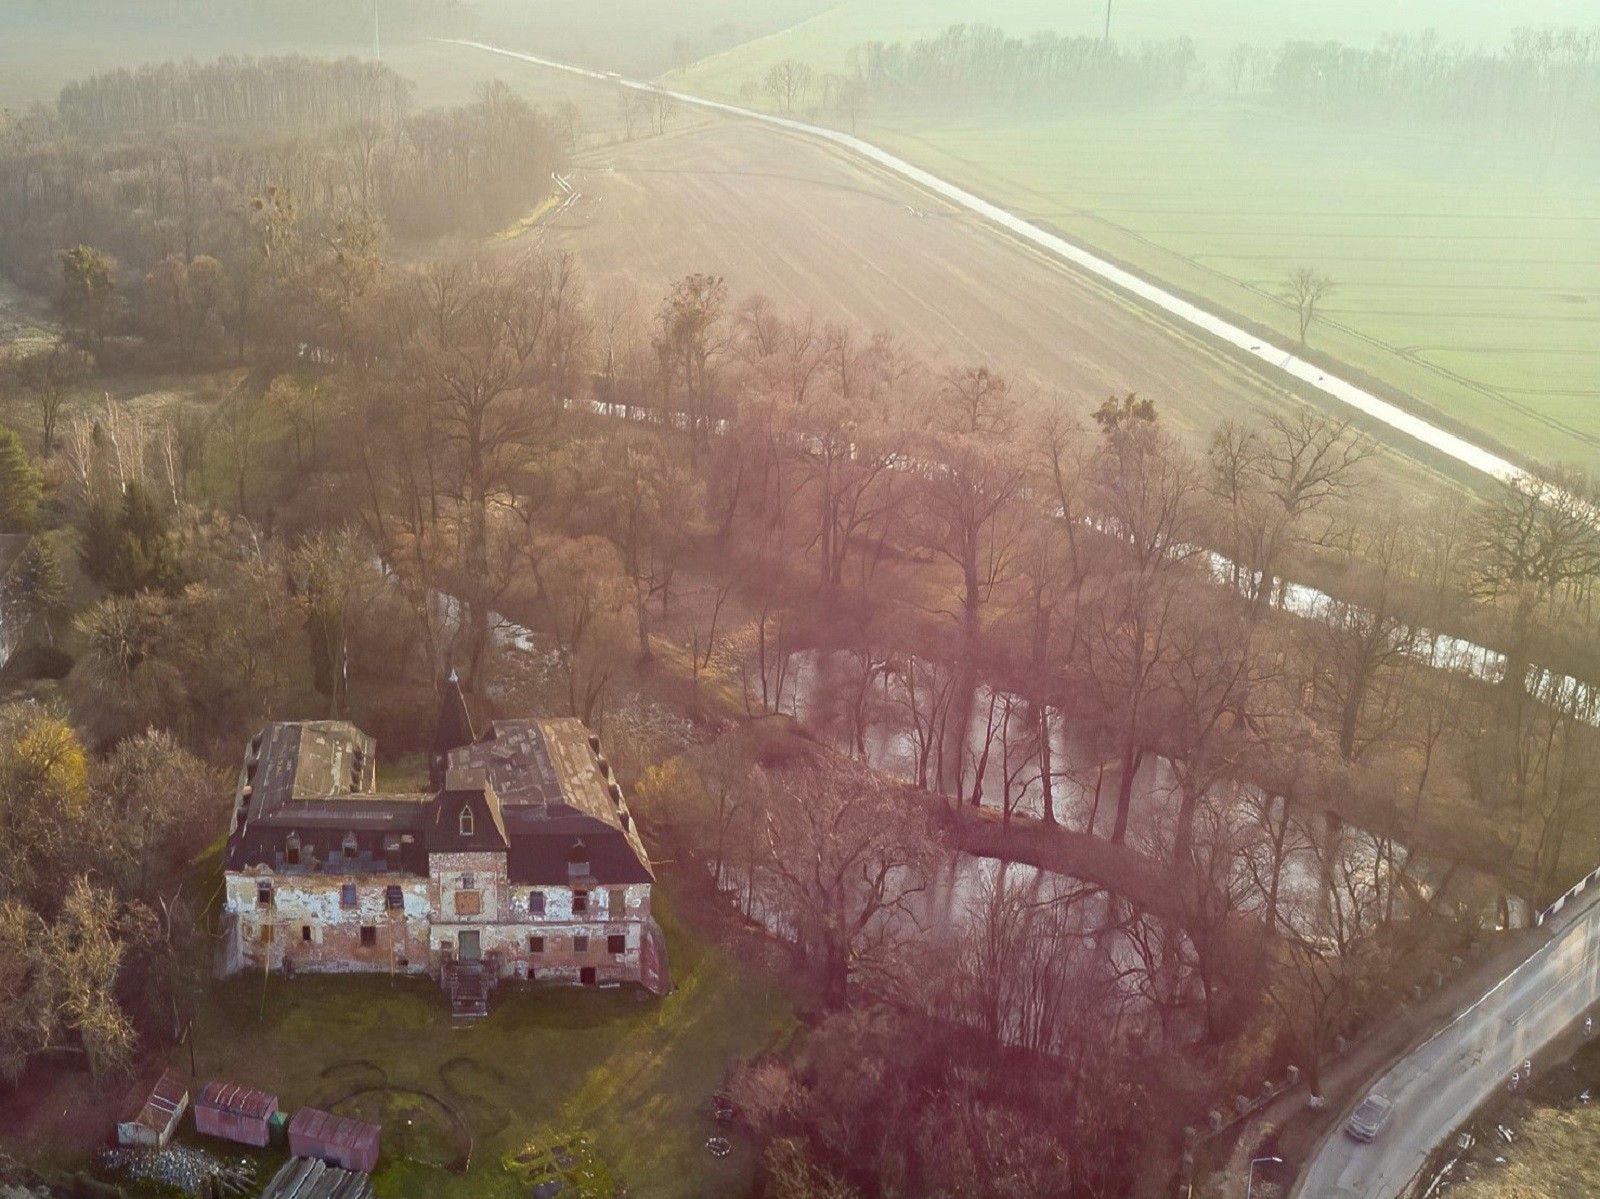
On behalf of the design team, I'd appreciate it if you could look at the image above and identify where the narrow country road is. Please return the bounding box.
[443,38,1530,491]
[1295,894,1600,1197]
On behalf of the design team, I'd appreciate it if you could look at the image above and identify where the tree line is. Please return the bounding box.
[753,22,1600,153]
[0,62,564,345]
[57,55,414,137]
[857,25,1202,106]
[1222,29,1598,150]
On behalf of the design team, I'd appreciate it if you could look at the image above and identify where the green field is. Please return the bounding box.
[679,2,1600,472]
[188,888,795,1199]
[678,0,1584,92]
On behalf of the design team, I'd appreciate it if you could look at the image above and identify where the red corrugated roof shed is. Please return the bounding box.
[288,1107,381,1173]
[195,1080,279,1147]
[199,1081,278,1119]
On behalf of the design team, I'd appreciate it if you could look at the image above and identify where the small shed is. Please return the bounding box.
[288,1107,381,1173]
[116,1065,189,1148]
[195,1080,279,1147]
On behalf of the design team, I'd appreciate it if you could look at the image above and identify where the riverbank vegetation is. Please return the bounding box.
[2,42,1600,1199]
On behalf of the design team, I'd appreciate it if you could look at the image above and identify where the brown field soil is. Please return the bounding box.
[555,119,1303,444]
[426,43,1464,503]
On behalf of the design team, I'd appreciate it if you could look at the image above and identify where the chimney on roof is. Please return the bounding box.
[430,670,477,791]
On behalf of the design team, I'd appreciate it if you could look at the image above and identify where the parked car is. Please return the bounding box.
[1345,1093,1395,1142]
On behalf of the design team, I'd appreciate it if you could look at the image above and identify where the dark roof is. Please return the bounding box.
[227,716,653,886]
[432,673,476,756]
[241,722,376,821]
[119,1065,187,1129]
[507,813,653,885]
[198,1081,277,1120]
[428,781,510,853]
[261,1158,373,1199]
[289,1107,380,1151]
[431,672,476,790]
[446,719,564,808]
[226,799,432,873]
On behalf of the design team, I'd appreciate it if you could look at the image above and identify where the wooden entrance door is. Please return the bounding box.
[458,930,481,962]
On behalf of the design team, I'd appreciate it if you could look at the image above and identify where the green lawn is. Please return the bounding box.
[678,3,1600,472]
[189,888,795,1199]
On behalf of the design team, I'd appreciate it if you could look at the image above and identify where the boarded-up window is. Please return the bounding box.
[259,923,274,945]
[529,891,545,915]
[572,890,588,914]
[609,889,626,914]
[456,890,482,917]
[529,936,544,954]
[360,926,377,947]
[573,935,589,953]
[340,884,358,908]
[608,934,626,954]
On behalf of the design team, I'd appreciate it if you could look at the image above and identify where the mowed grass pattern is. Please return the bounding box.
[862,100,1600,467]
[191,889,795,1198]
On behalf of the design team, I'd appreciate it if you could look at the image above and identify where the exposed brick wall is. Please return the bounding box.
[223,871,431,975]
[221,867,657,988]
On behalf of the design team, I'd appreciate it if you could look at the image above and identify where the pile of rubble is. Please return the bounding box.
[99,1143,256,1197]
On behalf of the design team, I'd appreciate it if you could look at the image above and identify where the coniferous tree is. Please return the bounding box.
[0,426,40,533]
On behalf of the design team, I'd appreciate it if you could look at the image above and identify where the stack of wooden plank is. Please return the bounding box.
[257,1157,374,1199]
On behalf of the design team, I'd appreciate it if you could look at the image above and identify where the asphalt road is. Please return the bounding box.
[1296,896,1600,1198]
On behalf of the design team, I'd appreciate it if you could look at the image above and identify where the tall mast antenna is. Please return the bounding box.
[1104,0,1112,42]
[374,0,382,61]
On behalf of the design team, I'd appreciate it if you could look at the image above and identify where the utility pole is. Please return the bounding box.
[373,0,382,62]
[1103,0,1112,42]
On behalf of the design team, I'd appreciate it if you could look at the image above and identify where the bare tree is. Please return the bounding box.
[1284,267,1336,344]
[7,342,91,453]
[651,90,680,135]
[914,367,1028,798]
[751,761,937,1007]
[1208,412,1372,610]
[618,90,651,140]
[398,254,583,690]
[764,59,815,113]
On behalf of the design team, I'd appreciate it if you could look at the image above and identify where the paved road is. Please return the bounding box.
[1296,896,1600,1198]
[446,38,1530,491]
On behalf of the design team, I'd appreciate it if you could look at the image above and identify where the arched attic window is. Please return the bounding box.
[459,806,475,837]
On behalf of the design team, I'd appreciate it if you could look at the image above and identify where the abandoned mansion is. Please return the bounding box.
[220,681,669,1001]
